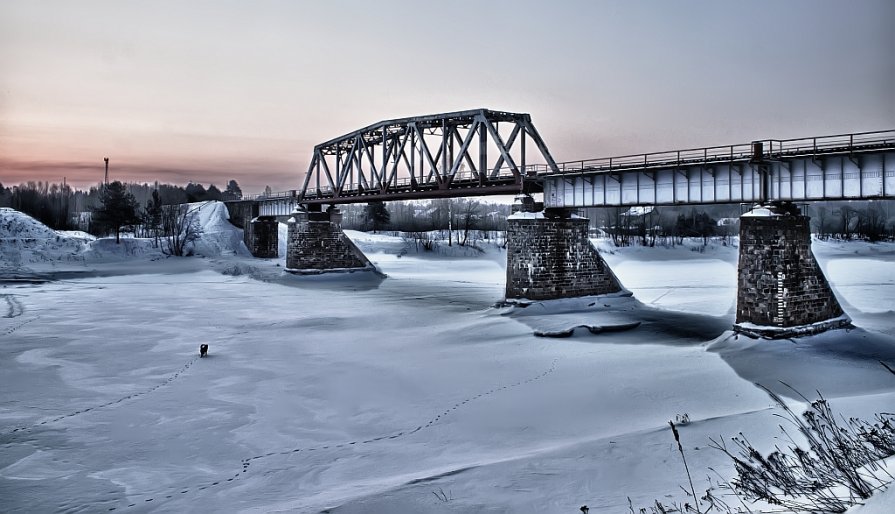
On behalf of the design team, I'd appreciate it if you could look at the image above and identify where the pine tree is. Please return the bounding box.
[92,181,140,243]
[224,180,243,200]
[206,184,223,201]
[364,201,391,233]
[185,183,207,202]
[143,189,163,247]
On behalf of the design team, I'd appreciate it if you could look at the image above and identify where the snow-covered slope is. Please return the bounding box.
[187,201,250,257]
[0,202,249,272]
[0,207,95,267]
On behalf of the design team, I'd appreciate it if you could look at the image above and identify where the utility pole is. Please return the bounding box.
[103,157,109,185]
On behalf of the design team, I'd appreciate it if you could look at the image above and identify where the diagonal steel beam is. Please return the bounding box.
[520,118,560,173]
[413,124,440,185]
[482,117,520,179]
[451,126,478,176]
[386,130,412,190]
[298,152,316,201]
[491,123,522,178]
[448,120,480,180]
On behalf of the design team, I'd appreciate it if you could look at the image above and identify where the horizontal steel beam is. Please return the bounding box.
[300,182,533,206]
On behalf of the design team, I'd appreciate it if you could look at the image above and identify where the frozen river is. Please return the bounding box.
[2,234,894,513]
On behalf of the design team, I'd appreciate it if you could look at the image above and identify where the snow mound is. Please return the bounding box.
[0,208,91,266]
[0,202,248,271]
[186,202,250,257]
[0,207,61,239]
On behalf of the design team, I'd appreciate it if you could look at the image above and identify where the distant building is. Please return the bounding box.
[716,217,740,227]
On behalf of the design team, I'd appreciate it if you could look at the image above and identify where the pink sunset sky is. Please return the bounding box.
[1,0,893,193]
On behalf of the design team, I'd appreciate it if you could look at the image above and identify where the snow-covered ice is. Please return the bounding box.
[1,207,894,513]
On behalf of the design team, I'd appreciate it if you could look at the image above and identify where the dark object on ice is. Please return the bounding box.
[580,506,589,514]
[199,344,208,357]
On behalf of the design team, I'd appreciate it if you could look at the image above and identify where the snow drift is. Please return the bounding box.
[0,202,248,272]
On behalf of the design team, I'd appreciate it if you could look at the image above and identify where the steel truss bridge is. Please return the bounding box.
[250,110,894,216]
[300,108,557,204]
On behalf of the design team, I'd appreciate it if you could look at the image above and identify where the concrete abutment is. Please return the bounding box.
[735,202,849,337]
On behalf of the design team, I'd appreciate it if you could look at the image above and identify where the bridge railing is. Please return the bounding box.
[299,169,519,199]
[531,129,895,176]
[243,190,297,201]
[765,129,895,156]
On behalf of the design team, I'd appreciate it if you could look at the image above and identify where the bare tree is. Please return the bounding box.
[162,204,203,256]
[458,199,481,246]
[858,203,888,242]
[814,206,830,239]
[837,205,859,240]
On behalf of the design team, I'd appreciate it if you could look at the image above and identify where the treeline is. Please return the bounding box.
[810,201,893,241]
[582,200,895,246]
[3,178,892,245]
[340,198,512,246]
[0,180,243,231]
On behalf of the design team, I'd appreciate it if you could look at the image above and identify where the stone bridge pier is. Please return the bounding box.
[504,195,625,302]
[285,206,375,274]
[244,216,279,258]
[734,202,849,337]
[224,200,279,258]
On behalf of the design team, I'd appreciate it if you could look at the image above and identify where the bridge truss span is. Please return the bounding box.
[298,108,560,205]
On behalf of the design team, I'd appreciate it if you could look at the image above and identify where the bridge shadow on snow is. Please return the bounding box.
[500,295,733,345]
[708,327,895,399]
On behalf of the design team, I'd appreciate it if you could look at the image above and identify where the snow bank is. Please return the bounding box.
[506,211,585,220]
[0,208,94,267]
[0,202,248,272]
[741,206,776,217]
[507,211,545,219]
[186,201,250,257]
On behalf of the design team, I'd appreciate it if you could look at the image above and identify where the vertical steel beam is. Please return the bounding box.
[840,157,844,198]
[479,121,487,183]
[410,126,416,186]
[441,119,447,183]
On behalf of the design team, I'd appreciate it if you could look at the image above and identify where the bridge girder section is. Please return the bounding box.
[540,130,895,208]
[299,108,559,205]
